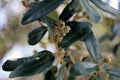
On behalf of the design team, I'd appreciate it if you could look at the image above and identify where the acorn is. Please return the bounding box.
[60,49,65,54]
[63,26,71,33]
[57,36,63,42]
[104,56,112,63]
[58,20,65,30]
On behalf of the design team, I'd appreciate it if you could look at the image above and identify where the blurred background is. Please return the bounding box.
[0,0,120,80]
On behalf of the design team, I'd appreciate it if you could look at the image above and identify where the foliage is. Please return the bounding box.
[2,0,120,80]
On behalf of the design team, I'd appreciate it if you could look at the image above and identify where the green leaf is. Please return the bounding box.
[9,50,55,78]
[44,66,57,80]
[109,75,120,80]
[90,0,120,16]
[56,64,66,80]
[59,21,92,48]
[83,31,103,63]
[70,62,98,76]
[28,26,47,45]
[22,0,64,24]
[2,58,30,71]
[2,50,51,71]
[107,67,120,77]
[59,0,81,21]
[40,16,57,37]
[79,0,101,22]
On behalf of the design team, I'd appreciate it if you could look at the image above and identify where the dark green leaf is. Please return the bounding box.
[83,31,103,63]
[90,0,120,16]
[56,64,66,80]
[2,58,27,71]
[44,66,57,80]
[59,0,81,21]
[2,50,51,71]
[70,62,98,76]
[9,50,55,78]
[109,75,120,80]
[22,0,64,24]
[40,16,57,37]
[79,0,101,22]
[107,67,120,77]
[28,26,47,45]
[59,21,92,48]
[2,58,30,71]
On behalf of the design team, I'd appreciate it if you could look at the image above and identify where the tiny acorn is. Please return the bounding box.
[63,26,71,33]
[103,56,112,63]
[58,20,65,29]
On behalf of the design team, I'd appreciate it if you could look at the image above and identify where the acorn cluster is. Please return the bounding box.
[48,20,71,64]
[49,20,71,43]
[55,20,71,42]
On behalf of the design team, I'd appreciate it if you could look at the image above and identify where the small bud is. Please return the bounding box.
[60,49,65,54]
[63,26,71,33]
[104,56,112,63]
[57,36,63,42]
[58,20,65,30]
[57,31,63,37]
